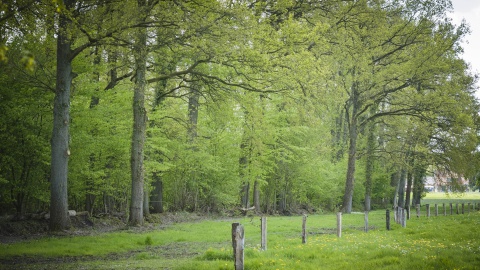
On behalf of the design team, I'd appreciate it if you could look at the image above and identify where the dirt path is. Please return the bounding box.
[0,212,230,269]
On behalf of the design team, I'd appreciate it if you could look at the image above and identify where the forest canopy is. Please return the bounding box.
[0,0,479,230]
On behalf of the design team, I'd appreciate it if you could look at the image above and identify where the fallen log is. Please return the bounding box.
[240,206,255,216]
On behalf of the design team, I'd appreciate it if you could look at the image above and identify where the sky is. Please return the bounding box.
[449,0,480,98]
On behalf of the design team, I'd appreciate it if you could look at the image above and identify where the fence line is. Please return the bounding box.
[230,202,479,269]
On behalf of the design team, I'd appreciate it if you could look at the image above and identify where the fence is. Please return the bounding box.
[230,202,480,270]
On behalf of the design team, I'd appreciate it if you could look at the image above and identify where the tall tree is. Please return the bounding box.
[48,0,139,229]
[49,0,75,230]
[328,0,468,213]
[129,0,150,226]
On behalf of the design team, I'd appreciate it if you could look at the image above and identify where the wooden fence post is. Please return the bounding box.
[232,223,244,270]
[426,204,430,218]
[364,211,369,233]
[261,216,267,251]
[336,212,342,238]
[232,223,239,256]
[443,203,446,216]
[416,204,420,218]
[401,208,406,228]
[456,203,459,214]
[450,203,453,215]
[461,203,464,214]
[434,204,438,217]
[302,215,307,244]
[386,209,390,231]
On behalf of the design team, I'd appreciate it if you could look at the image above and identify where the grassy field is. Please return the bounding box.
[421,191,480,205]
[1,193,479,269]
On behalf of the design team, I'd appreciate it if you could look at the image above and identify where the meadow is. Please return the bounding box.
[0,192,479,269]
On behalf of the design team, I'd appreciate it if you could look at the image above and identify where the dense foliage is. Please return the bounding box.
[0,0,478,227]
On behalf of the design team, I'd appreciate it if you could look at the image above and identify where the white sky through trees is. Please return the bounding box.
[450,0,480,98]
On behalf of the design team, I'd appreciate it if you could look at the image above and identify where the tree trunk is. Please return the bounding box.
[242,182,250,209]
[278,189,286,213]
[405,168,413,208]
[187,81,200,143]
[253,180,260,214]
[151,172,163,213]
[404,150,414,208]
[85,153,96,214]
[342,85,359,213]
[85,45,101,214]
[342,131,357,213]
[364,115,375,211]
[129,4,148,225]
[397,169,407,209]
[239,117,249,209]
[50,0,73,231]
[187,81,200,211]
[405,170,413,207]
[391,171,400,207]
[332,108,345,162]
[143,183,150,216]
[412,164,426,205]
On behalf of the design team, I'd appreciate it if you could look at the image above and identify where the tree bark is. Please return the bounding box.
[392,171,400,207]
[397,168,407,209]
[129,2,148,225]
[253,180,260,214]
[151,172,163,213]
[187,81,200,143]
[404,151,414,208]
[405,167,413,208]
[364,113,375,211]
[242,182,250,209]
[239,116,249,209]
[342,84,359,213]
[187,80,200,211]
[86,45,101,215]
[332,108,345,162]
[50,0,74,231]
[412,164,426,206]
[143,182,150,216]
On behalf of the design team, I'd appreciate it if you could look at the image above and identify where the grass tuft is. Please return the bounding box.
[200,248,231,261]
[144,236,153,246]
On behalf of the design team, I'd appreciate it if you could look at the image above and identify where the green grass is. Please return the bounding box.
[1,207,479,269]
[421,191,480,205]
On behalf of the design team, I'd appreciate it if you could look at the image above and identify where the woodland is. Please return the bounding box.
[0,0,479,232]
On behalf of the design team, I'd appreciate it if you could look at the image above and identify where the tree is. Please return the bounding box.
[48,0,139,230]
[49,0,75,230]
[325,0,469,213]
[1,0,478,220]
[0,44,53,215]
[128,0,150,226]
